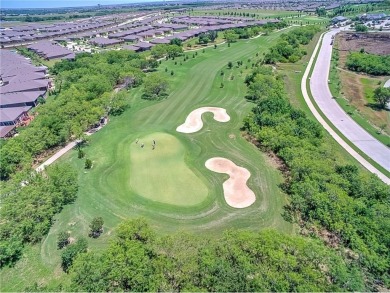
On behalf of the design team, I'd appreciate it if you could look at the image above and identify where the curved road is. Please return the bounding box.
[309,29,390,173]
[302,31,389,184]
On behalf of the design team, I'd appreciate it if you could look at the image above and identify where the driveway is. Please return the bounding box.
[309,29,390,172]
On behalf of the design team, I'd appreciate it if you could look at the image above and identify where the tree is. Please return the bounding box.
[355,24,368,32]
[373,87,390,109]
[198,33,210,44]
[150,44,166,59]
[89,217,104,238]
[85,158,92,169]
[166,45,183,58]
[227,61,233,69]
[58,231,70,249]
[224,30,239,43]
[109,91,128,116]
[61,238,88,272]
[142,72,169,99]
[208,30,218,42]
[169,38,182,47]
[78,148,85,159]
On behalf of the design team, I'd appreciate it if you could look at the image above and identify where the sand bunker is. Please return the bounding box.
[205,157,256,208]
[176,107,230,133]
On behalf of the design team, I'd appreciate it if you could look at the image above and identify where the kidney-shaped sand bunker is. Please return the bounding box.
[176,107,230,133]
[205,157,256,208]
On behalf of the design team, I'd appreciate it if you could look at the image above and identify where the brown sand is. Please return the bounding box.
[176,107,230,133]
[205,157,256,208]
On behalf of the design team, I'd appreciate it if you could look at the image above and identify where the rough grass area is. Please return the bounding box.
[1,28,296,291]
[330,34,390,142]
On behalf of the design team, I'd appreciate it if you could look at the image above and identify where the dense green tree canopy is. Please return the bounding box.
[142,72,169,99]
[243,65,390,288]
[264,26,320,64]
[346,52,390,75]
[0,164,78,267]
[68,219,365,292]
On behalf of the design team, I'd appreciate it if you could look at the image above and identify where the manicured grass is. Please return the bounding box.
[1,28,296,291]
[129,132,209,206]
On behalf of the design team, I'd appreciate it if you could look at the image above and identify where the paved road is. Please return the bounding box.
[302,32,390,184]
[309,29,390,173]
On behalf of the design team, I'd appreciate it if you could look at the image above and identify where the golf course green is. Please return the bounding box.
[129,132,209,206]
[1,27,297,291]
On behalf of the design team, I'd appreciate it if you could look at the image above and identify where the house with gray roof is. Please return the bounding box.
[0,106,31,126]
[331,16,348,24]
[0,90,46,108]
[361,13,387,21]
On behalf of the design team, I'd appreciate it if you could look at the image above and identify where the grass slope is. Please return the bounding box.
[1,28,295,291]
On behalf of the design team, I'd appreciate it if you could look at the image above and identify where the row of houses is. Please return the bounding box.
[0,50,50,138]
[0,11,151,47]
[87,15,276,49]
[27,41,75,60]
[122,19,277,52]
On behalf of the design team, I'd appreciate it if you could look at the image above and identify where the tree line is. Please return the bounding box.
[264,25,320,63]
[242,65,390,289]
[346,51,390,76]
[28,219,365,291]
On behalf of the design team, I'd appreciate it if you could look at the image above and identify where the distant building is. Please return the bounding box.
[360,13,387,21]
[331,16,348,24]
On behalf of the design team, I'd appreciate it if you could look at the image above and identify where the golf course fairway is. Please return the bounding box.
[1,27,297,292]
[129,132,209,206]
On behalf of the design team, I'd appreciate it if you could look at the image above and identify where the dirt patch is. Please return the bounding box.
[336,32,390,56]
[176,107,230,133]
[205,157,256,208]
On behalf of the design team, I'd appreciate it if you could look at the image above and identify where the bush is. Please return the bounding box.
[61,238,88,272]
[89,217,104,238]
[58,231,70,249]
[85,158,92,169]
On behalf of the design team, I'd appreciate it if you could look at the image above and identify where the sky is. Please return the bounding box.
[1,0,162,9]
